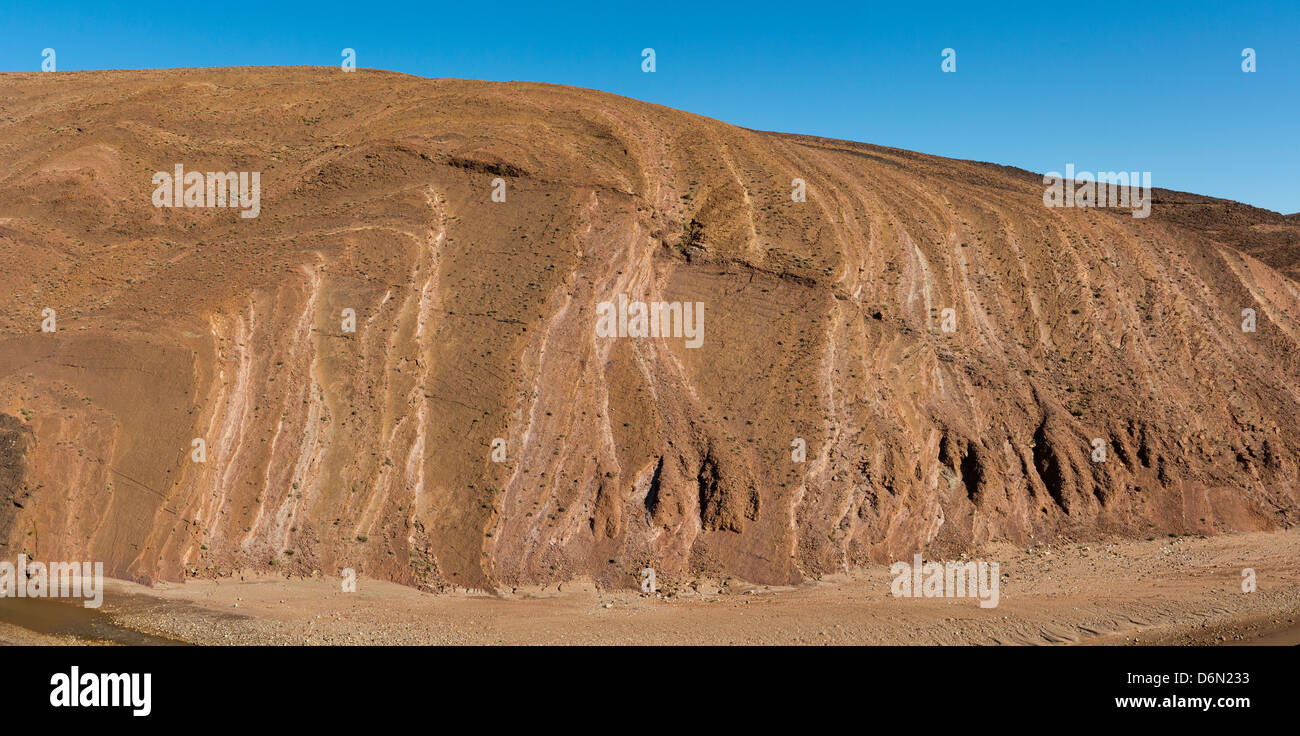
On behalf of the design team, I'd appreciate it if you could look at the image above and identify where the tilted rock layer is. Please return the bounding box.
[1,67,1297,590]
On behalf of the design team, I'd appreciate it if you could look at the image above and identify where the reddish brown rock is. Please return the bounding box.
[0,67,1296,591]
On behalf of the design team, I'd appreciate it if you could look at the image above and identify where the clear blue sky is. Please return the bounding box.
[5,0,1297,213]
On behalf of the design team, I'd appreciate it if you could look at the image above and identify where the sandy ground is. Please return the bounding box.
[5,527,1272,645]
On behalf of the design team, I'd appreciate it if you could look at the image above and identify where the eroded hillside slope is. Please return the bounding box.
[0,67,1297,590]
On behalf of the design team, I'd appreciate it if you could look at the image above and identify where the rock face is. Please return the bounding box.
[0,67,1297,591]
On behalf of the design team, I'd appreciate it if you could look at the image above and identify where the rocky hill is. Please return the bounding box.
[1,67,1296,590]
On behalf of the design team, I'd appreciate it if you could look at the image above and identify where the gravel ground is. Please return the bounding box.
[66,527,1300,646]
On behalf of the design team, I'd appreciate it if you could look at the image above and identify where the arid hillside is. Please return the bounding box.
[0,67,1297,591]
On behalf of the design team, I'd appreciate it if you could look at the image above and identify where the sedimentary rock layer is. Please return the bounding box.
[0,67,1296,590]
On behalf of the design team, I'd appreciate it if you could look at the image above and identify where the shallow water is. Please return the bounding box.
[1237,623,1300,646]
[0,596,185,646]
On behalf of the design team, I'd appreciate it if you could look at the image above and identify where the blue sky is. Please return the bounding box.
[4,0,1297,213]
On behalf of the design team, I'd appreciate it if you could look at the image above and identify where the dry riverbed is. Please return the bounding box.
[5,529,1297,646]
